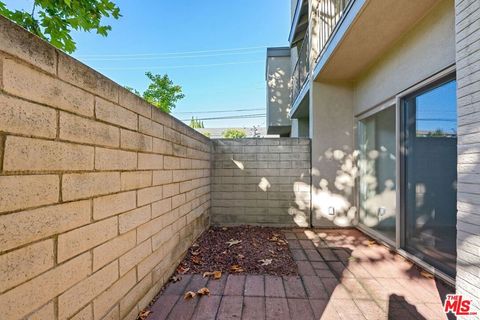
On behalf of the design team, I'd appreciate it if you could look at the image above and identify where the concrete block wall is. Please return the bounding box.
[455,0,480,303]
[211,138,311,226]
[0,16,211,320]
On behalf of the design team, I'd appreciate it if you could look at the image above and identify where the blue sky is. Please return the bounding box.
[416,80,457,134]
[4,0,290,128]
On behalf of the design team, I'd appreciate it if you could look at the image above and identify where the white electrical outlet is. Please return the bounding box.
[378,207,386,216]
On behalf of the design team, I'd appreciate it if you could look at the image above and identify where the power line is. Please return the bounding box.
[180,114,266,121]
[76,45,280,58]
[175,108,264,114]
[80,50,264,61]
[97,60,264,71]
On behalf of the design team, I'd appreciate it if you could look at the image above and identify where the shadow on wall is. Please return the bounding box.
[211,139,311,227]
[295,146,359,227]
[267,65,291,125]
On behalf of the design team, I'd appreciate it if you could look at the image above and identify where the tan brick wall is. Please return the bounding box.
[0,16,211,320]
[455,0,480,305]
[211,138,311,227]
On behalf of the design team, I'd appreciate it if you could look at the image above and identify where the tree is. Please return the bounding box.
[126,72,185,114]
[222,128,247,139]
[190,117,204,129]
[0,0,121,53]
[426,128,448,137]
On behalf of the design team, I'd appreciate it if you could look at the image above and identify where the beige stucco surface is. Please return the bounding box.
[266,55,292,132]
[309,81,355,227]
[353,0,455,115]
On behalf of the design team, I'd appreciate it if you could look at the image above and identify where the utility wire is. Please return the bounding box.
[80,50,264,61]
[97,60,264,71]
[180,114,266,121]
[175,108,264,114]
[76,45,280,58]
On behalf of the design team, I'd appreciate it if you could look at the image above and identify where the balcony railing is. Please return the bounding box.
[291,32,309,105]
[290,0,351,107]
[318,0,351,55]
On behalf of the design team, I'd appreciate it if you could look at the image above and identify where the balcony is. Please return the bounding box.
[291,32,309,106]
[290,0,352,108]
[317,0,352,56]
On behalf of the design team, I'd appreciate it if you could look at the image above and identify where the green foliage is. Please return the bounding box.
[126,73,185,114]
[0,0,121,53]
[426,128,446,137]
[124,86,141,96]
[222,128,247,139]
[142,72,185,113]
[202,131,211,138]
[189,117,204,129]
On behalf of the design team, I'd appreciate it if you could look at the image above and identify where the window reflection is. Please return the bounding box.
[403,78,457,278]
[358,106,396,242]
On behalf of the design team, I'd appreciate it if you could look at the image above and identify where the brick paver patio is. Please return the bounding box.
[146,229,454,320]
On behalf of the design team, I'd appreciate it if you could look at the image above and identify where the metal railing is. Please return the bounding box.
[291,32,309,105]
[318,0,351,55]
[290,0,351,106]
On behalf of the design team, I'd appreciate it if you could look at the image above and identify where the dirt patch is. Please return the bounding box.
[176,226,298,276]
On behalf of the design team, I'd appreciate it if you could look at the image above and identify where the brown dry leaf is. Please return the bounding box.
[259,259,272,266]
[171,275,181,283]
[420,270,434,279]
[367,240,376,247]
[203,271,222,279]
[191,249,201,256]
[192,256,202,265]
[230,264,244,273]
[137,309,152,320]
[177,266,190,274]
[197,287,210,296]
[184,291,196,299]
[269,250,278,257]
[226,239,242,247]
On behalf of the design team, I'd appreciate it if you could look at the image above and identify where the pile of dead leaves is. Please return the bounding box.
[175,226,298,276]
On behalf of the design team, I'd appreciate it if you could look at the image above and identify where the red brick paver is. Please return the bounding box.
[147,229,454,320]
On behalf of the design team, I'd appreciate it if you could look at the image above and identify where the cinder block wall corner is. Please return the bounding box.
[211,138,312,227]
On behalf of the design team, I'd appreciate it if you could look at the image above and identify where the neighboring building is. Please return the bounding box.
[195,127,274,139]
[266,0,480,297]
[265,47,292,136]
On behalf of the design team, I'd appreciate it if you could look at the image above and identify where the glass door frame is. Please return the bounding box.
[354,65,457,286]
[396,66,457,284]
[354,98,398,248]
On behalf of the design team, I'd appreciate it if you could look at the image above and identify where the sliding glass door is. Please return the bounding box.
[357,73,457,280]
[402,77,457,278]
[358,106,396,242]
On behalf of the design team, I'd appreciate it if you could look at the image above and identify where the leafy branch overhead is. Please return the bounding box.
[0,0,121,53]
[126,72,185,114]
